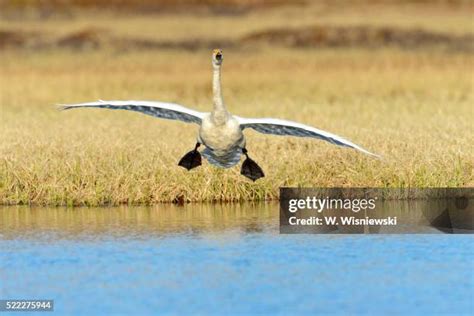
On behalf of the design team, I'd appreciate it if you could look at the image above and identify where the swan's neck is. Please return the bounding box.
[212,64,228,125]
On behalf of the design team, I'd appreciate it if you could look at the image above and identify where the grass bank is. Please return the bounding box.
[0,3,472,205]
[1,48,472,205]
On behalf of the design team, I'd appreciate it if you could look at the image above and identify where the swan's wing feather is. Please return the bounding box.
[59,100,206,124]
[237,117,379,157]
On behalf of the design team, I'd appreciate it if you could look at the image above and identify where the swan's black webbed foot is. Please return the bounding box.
[240,148,265,181]
[178,143,202,170]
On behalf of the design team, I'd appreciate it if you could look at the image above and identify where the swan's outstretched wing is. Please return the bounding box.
[59,100,206,124]
[237,117,378,157]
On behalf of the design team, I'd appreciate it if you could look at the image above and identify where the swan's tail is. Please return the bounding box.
[201,148,242,169]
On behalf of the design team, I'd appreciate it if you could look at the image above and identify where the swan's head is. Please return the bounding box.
[212,49,223,66]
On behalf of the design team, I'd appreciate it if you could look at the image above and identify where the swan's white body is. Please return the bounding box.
[199,114,244,168]
[61,49,378,169]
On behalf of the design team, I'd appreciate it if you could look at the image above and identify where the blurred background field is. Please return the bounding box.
[0,0,472,205]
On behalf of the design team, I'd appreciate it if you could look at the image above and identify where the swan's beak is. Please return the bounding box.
[213,49,223,64]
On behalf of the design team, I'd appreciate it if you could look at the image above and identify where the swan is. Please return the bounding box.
[60,49,378,181]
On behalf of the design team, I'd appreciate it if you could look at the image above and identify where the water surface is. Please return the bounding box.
[1,204,473,315]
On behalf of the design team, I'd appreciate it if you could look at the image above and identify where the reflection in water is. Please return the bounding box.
[1,202,473,315]
[1,198,472,239]
[0,203,279,240]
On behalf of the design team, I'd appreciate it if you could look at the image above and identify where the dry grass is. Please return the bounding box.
[0,0,304,15]
[1,24,473,52]
[242,25,474,52]
[0,2,473,205]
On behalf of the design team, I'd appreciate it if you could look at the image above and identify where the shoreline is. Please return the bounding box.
[1,190,472,207]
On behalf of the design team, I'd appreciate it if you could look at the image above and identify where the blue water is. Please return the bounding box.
[1,206,473,315]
